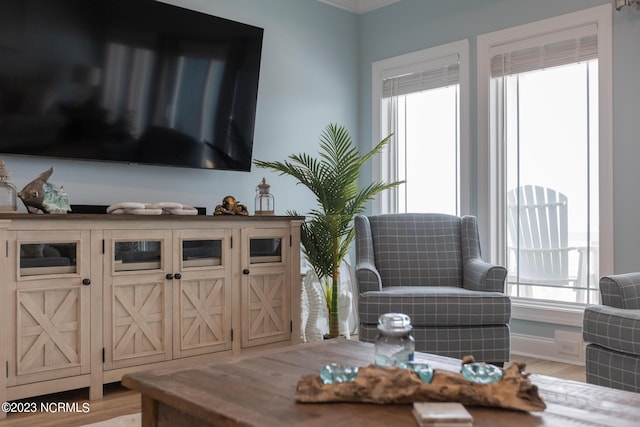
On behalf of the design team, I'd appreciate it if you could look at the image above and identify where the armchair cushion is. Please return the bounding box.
[583,305,640,356]
[359,286,511,326]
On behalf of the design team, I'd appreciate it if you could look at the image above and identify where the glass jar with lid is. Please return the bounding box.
[0,161,17,212]
[374,312,415,367]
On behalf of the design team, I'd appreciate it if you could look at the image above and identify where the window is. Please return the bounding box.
[477,5,613,309]
[372,40,469,215]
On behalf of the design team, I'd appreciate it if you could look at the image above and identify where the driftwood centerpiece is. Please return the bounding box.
[295,357,546,412]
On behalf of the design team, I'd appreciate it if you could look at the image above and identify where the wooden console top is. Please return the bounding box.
[0,213,304,222]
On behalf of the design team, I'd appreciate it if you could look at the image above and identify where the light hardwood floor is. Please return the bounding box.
[0,383,139,427]
[0,356,586,427]
[509,355,586,383]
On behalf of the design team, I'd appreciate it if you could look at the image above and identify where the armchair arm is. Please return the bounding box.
[460,215,507,292]
[463,258,507,292]
[354,215,382,293]
[355,260,383,293]
[600,273,640,309]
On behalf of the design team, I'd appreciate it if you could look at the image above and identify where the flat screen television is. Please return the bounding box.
[0,0,263,171]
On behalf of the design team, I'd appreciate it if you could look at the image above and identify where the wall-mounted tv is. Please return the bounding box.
[0,0,263,171]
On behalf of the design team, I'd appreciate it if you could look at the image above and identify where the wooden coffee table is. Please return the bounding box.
[122,340,640,427]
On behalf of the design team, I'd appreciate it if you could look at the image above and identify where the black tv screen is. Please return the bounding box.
[0,0,263,171]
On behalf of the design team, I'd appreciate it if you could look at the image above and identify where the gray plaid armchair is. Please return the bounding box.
[583,273,640,393]
[354,213,511,363]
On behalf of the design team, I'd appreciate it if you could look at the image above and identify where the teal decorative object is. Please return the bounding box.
[320,363,359,384]
[460,362,503,384]
[17,167,71,214]
[398,361,434,383]
[319,361,433,385]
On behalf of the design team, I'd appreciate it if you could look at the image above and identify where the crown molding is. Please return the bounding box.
[318,0,400,14]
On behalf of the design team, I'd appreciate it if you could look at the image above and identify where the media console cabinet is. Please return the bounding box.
[0,213,303,416]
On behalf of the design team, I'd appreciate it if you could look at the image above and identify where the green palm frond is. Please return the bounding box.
[254,123,403,337]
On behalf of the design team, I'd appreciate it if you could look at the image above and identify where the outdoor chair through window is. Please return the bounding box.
[507,185,589,302]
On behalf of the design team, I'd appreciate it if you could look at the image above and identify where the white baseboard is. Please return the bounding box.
[511,332,585,366]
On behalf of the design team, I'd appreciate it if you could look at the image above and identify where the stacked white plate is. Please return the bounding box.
[106,202,198,215]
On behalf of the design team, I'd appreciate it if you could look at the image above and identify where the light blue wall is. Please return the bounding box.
[358,0,640,275]
[4,0,359,215]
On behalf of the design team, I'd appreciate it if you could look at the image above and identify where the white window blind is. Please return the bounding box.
[382,54,460,98]
[490,24,597,77]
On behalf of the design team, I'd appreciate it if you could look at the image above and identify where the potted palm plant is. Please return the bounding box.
[254,123,402,338]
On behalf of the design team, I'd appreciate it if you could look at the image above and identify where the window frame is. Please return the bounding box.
[477,4,613,322]
[371,39,470,215]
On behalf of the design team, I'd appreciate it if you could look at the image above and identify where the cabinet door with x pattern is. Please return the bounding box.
[240,228,291,349]
[6,230,92,386]
[172,229,232,358]
[103,230,173,370]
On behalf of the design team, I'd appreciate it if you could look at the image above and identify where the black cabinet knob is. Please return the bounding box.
[82,278,91,286]
[243,269,250,275]
[174,273,182,280]
[166,273,174,280]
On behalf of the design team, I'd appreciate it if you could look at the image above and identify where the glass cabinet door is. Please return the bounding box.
[114,240,162,271]
[182,239,222,268]
[19,242,77,276]
[249,237,282,264]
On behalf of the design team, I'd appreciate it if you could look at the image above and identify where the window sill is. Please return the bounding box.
[511,298,586,327]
